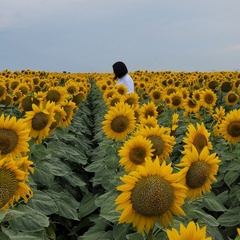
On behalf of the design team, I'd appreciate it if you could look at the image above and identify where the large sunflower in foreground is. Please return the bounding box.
[182,122,212,154]
[24,101,56,143]
[0,114,30,157]
[219,109,240,144]
[167,221,212,240]
[102,101,136,141]
[115,159,186,233]
[0,155,33,210]
[118,135,154,172]
[177,146,220,200]
[135,126,175,161]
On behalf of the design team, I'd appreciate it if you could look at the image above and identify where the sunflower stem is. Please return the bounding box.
[145,228,155,240]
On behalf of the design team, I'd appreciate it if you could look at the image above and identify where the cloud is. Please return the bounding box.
[225,44,240,51]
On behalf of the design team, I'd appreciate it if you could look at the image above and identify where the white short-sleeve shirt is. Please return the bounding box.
[116,74,134,94]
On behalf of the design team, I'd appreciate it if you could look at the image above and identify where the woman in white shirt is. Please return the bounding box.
[112,61,134,94]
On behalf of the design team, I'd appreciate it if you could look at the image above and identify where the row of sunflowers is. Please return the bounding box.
[0,68,240,239]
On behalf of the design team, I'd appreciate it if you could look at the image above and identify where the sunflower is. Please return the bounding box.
[148,88,162,103]
[166,221,212,240]
[0,155,33,210]
[0,114,30,157]
[168,92,183,110]
[115,159,186,233]
[137,116,159,129]
[103,88,117,102]
[182,97,200,114]
[211,106,226,137]
[139,101,158,120]
[135,126,175,161]
[124,92,139,108]
[24,101,56,143]
[59,100,77,128]
[169,113,179,136]
[225,91,239,106]
[18,95,41,112]
[118,135,154,172]
[105,93,126,108]
[219,109,240,144]
[220,80,232,93]
[183,122,213,154]
[45,86,68,105]
[102,101,136,141]
[16,82,31,95]
[199,89,217,110]
[177,146,220,200]
[71,90,86,106]
[0,83,7,101]
[65,81,79,95]
[115,84,128,95]
[49,105,67,133]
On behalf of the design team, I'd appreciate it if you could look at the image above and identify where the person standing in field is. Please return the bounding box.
[112,61,134,94]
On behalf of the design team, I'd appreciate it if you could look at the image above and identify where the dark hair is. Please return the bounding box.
[112,61,128,79]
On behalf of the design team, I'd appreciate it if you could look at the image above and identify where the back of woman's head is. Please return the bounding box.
[112,61,128,79]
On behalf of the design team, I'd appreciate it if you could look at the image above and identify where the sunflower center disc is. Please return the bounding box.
[131,175,174,217]
[0,129,19,154]
[129,147,146,164]
[0,168,18,208]
[193,133,207,154]
[228,121,240,137]
[147,135,164,158]
[32,112,49,131]
[186,161,210,188]
[111,116,129,133]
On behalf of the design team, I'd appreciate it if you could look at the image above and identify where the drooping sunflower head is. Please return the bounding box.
[0,155,33,210]
[0,114,31,157]
[59,100,77,128]
[102,101,136,141]
[219,109,240,144]
[183,122,212,154]
[118,135,154,172]
[177,146,220,200]
[115,159,186,233]
[167,221,212,240]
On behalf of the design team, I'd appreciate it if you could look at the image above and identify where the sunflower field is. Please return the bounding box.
[0,68,240,240]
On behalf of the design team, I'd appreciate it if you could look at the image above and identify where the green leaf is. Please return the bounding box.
[79,192,98,218]
[202,192,227,212]
[27,189,58,215]
[126,232,144,240]
[217,207,240,227]
[1,226,45,240]
[8,205,49,232]
[224,170,240,186]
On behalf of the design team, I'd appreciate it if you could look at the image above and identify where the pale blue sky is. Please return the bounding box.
[1,0,240,73]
